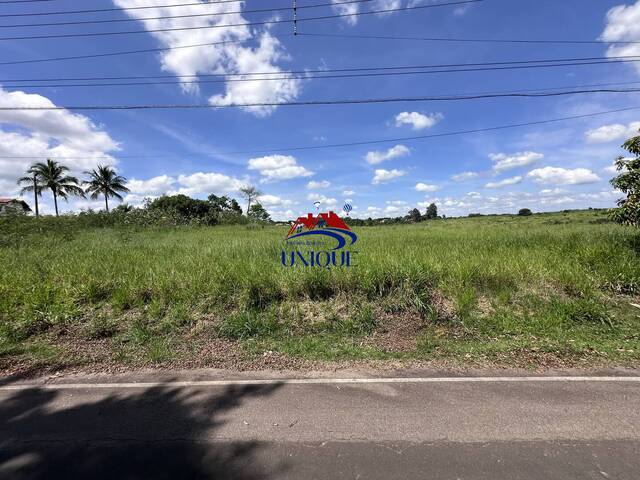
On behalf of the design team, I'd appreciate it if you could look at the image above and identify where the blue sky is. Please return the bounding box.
[1,0,639,219]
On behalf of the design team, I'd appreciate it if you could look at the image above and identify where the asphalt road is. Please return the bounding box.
[1,372,639,479]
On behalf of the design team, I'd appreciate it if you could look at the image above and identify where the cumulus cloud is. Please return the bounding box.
[113,1,301,117]
[307,193,337,208]
[0,87,119,198]
[331,0,360,24]
[585,121,640,143]
[175,172,245,196]
[394,112,443,130]
[415,182,440,192]
[527,167,600,185]
[307,180,330,189]
[451,171,479,182]
[247,154,313,182]
[601,0,640,76]
[365,144,410,165]
[343,190,355,196]
[258,194,292,207]
[127,175,175,196]
[372,169,406,184]
[484,176,523,189]
[489,151,543,172]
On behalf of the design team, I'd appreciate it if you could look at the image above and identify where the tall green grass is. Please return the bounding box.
[1,210,639,367]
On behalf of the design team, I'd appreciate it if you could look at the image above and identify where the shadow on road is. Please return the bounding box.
[0,379,285,479]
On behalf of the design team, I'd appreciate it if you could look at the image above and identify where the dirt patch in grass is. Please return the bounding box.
[365,312,426,352]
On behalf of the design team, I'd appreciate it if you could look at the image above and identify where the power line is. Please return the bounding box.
[0,36,272,66]
[3,54,638,82]
[0,0,273,18]
[298,32,640,45]
[3,106,639,158]
[0,0,483,41]
[0,0,375,28]
[0,0,56,4]
[3,59,640,88]
[0,55,640,88]
[2,32,634,67]
[1,87,638,111]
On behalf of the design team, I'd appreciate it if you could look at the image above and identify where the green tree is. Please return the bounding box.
[239,185,261,216]
[610,129,640,226]
[208,194,243,215]
[84,165,130,212]
[23,159,84,216]
[248,202,271,222]
[425,203,438,220]
[407,208,422,223]
[518,208,533,216]
[17,166,42,218]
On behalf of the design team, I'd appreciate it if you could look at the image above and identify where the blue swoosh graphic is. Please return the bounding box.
[323,228,358,246]
[286,230,347,250]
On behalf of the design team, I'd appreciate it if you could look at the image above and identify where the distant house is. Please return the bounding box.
[0,198,31,215]
[287,211,350,237]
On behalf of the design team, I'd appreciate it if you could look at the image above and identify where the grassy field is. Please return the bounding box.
[1,209,639,373]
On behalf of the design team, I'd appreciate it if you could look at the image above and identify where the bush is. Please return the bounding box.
[518,208,533,216]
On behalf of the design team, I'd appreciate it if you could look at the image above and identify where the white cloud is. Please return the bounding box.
[342,190,355,196]
[113,1,301,117]
[527,167,601,185]
[307,180,330,189]
[451,171,479,182]
[331,0,360,25]
[307,193,337,208]
[601,0,640,76]
[127,175,175,196]
[489,151,543,172]
[539,188,567,196]
[372,169,406,184]
[174,172,245,196]
[394,112,443,130]
[585,121,640,143]
[415,182,440,192]
[365,144,410,165]
[258,194,292,207]
[484,176,523,189]
[247,154,313,182]
[0,87,119,198]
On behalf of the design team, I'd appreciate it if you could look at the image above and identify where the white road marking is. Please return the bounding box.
[0,376,639,391]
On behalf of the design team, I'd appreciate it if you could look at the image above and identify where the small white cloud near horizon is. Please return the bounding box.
[394,112,443,130]
[365,144,410,165]
[484,176,523,189]
[489,151,543,172]
[247,154,313,182]
[527,166,601,185]
[451,171,479,182]
[307,180,330,189]
[415,182,440,192]
[585,121,640,143]
[307,193,337,208]
[373,168,406,184]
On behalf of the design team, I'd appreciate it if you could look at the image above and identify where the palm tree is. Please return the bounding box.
[27,159,85,216]
[84,165,129,212]
[17,167,42,218]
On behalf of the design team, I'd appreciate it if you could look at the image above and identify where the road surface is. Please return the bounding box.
[1,370,639,479]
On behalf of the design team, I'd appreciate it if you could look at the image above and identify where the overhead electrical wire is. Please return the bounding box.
[298,32,640,46]
[2,106,639,158]
[0,0,376,28]
[0,0,277,17]
[2,56,640,88]
[0,0,483,41]
[0,87,638,111]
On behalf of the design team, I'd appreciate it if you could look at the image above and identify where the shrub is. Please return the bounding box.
[518,208,533,216]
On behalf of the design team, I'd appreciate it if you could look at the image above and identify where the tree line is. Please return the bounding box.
[16,159,270,223]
